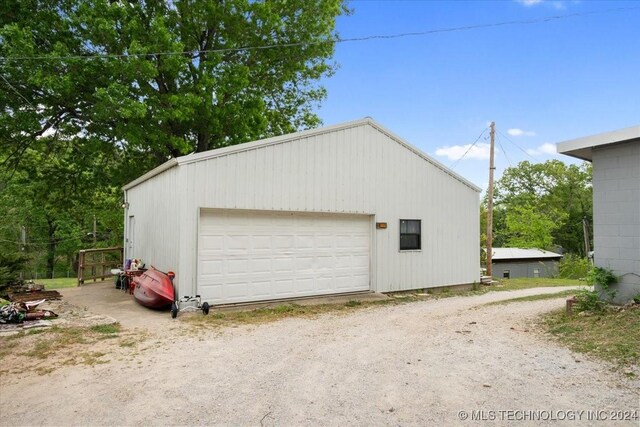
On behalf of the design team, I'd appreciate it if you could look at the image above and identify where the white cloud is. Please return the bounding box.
[516,0,543,5]
[538,142,557,154]
[527,142,557,156]
[515,0,569,9]
[507,128,536,137]
[435,143,491,161]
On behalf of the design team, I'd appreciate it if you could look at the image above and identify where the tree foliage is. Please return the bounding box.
[1,0,346,277]
[1,0,347,176]
[485,160,592,254]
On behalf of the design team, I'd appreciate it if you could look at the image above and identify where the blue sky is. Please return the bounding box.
[316,0,640,189]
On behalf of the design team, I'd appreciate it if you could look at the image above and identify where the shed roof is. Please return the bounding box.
[491,248,563,261]
[556,125,640,161]
[123,118,481,192]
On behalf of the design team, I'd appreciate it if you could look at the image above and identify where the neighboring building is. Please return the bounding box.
[557,126,640,304]
[123,118,480,305]
[491,248,563,279]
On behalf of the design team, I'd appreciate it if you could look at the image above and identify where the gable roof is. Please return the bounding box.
[124,118,481,192]
[556,125,640,161]
[491,247,563,261]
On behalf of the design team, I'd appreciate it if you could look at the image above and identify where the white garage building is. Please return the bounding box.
[123,118,480,305]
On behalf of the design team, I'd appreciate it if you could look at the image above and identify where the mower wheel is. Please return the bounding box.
[171,302,178,319]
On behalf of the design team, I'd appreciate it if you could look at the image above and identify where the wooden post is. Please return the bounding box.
[101,252,106,280]
[486,121,496,279]
[78,250,85,285]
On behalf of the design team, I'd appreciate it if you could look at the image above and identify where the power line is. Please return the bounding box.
[0,231,115,246]
[449,127,488,169]
[0,74,34,107]
[0,6,636,62]
[496,129,537,161]
[496,134,513,168]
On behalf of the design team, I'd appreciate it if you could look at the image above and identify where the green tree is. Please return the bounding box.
[0,139,121,278]
[504,204,564,249]
[1,0,346,276]
[492,160,592,254]
[1,0,347,177]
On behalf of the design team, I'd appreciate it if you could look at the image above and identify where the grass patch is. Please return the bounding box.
[542,306,640,372]
[37,277,78,289]
[91,323,121,335]
[482,290,578,307]
[185,279,584,329]
[0,322,143,376]
[186,299,398,328]
[491,278,582,291]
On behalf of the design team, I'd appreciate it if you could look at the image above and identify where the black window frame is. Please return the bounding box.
[399,219,421,251]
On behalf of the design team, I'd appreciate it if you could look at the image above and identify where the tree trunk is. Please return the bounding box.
[197,129,210,152]
[46,218,57,279]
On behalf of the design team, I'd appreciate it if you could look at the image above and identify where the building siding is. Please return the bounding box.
[492,260,559,279]
[126,121,480,298]
[592,141,640,303]
[123,167,180,273]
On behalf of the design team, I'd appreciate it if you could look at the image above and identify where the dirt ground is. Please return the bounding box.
[1,286,638,426]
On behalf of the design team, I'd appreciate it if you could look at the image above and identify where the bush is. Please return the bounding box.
[0,252,29,292]
[573,267,619,312]
[587,266,618,301]
[574,288,604,312]
[558,254,590,279]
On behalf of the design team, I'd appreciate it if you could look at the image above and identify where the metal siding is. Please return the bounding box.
[493,260,559,278]
[123,168,180,281]
[134,123,479,297]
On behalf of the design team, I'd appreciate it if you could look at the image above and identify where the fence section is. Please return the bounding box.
[78,247,123,285]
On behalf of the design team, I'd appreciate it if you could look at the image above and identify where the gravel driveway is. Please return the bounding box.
[1,287,638,426]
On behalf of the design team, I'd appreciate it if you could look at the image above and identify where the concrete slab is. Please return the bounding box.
[59,282,391,322]
[58,281,171,329]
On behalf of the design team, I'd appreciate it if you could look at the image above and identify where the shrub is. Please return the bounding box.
[574,267,619,312]
[587,266,618,301]
[0,252,29,293]
[558,254,590,279]
[574,288,604,312]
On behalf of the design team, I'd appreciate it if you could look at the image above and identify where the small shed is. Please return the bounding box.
[557,125,640,304]
[491,248,563,279]
[122,118,481,305]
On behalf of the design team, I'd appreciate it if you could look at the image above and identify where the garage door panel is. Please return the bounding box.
[295,256,314,272]
[251,258,272,274]
[198,210,371,304]
[226,235,251,251]
[252,236,273,250]
[248,281,271,298]
[224,282,249,299]
[274,279,294,295]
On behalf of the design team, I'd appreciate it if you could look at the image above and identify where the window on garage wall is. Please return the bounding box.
[400,219,421,250]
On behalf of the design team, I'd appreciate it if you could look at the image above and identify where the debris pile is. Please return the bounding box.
[0,281,61,329]
[7,290,62,304]
[0,299,58,325]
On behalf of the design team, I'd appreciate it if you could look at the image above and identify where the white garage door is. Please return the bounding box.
[198,209,371,304]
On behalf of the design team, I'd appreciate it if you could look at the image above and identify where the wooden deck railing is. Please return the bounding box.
[78,247,123,285]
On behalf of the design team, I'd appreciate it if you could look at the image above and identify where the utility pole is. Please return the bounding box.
[19,226,26,280]
[20,225,26,251]
[582,217,592,263]
[93,215,97,245]
[486,122,496,278]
